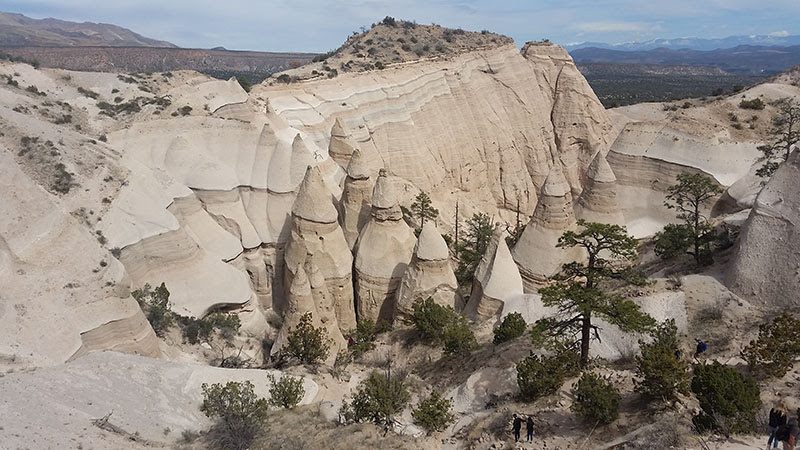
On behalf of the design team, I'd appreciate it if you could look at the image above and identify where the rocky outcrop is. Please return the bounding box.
[284,165,355,331]
[726,150,800,307]
[395,222,461,320]
[574,151,626,226]
[271,262,316,357]
[354,169,417,323]
[340,149,373,250]
[328,117,357,167]
[512,164,583,286]
[464,229,524,320]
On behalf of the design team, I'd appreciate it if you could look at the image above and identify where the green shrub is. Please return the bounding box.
[571,372,620,424]
[741,313,800,379]
[179,313,241,345]
[284,312,331,365]
[267,374,305,409]
[131,282,174,336]
[201,381,268,450]
[412,390,454,433]
[493,313,527,344]
[442,315,477,356]
[738,98,765,110]
[409,297,453,341]
[276,74,291,83]
[236,76,251,92]
[77,86,99,99]
[343,370,409,426]
[516,354,566,402]
[635,319,690,400]
[346,319,378,357]
[691,362,761,434]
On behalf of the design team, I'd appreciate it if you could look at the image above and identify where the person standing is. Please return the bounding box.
[512,414,522,442]
[526,415,534,442]
[769,405,788,449]
[781,416,800,450]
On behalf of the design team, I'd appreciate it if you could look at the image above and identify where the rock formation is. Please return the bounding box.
[727,150,800,307]
[271,262,316,357]
[574,151,626,226]
[395,222,461,320]
[354,169,417,323]
[464,229,524,320]
[340,149,374,250]
[328,117,357,167]
[284,165,355,330]
[512,164,583,285]
[306,260,347,358]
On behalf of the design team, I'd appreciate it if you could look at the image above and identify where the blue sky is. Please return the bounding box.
[0,0,798,52]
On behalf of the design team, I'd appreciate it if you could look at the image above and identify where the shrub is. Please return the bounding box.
[346,319,378,358]
[179,313,241,344]
[409,297,453,341]
[571,372,620,424]
[493,312,527,344]
[738,98,765,110]
[178,105,192,116]
[236,76,251,92]
[691,362,761,434]
[276,74,291,83]
[516,354,566,402]
[635,319,690,400]
[267,374,305,409]
[77,86,100,99]
[131,282,174,336]
[52,163,75,194]
[345,370,409,425]
[412,390,454,433]
[201,381,268,450]
[442,315,477,356]
[381,16,397,27]
[283,312,331,365]
[741,313,800,379]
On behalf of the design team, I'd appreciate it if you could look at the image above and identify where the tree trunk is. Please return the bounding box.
[693,202,701,266]
[580,314,591,368]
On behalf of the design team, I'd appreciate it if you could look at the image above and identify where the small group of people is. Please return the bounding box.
[768,404,800,450]
[511,413,534,443]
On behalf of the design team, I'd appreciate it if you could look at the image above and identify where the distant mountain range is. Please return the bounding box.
[570,45,800,75]
[565,33,800,51]
[0,11,176,47]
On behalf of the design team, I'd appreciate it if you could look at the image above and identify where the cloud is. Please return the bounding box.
[572,21,653,33]
[769,30,790,37]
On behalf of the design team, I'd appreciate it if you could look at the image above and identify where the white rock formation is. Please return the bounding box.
[271,262,317,357]
[284,165,355,331]
[464,229,524,320]
[340,148,374,250]
[328,117,357,167]
[395,222,461,320]
[574,151,626,226]
[512,164,583,286]
[354,169,416,323]
[727,150,800,307]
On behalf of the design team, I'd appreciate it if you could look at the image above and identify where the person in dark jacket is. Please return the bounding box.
[512,414,522,442]
[781,416,800,450]
[769,405,788,448]
[526,415,534,442]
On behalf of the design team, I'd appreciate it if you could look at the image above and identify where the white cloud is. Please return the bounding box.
[769,30,790,37]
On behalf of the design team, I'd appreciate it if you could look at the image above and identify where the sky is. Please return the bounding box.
[0,0,798,52]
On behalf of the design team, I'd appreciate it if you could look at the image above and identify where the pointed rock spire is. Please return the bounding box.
[328,117,357,167]
[341,149,374,250]
[346,148,370,180]
[465,229,523,319]
[395,222,461,320]
[292,165,338,223]
[575,152,625,226]
[290,134,316,189]
[372,169,398,209]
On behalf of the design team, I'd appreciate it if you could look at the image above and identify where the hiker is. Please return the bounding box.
[778,416,800,450]
[512,413,522,442]
[694,339,707,359]
[769,404,788,449]
[526,415,534,442]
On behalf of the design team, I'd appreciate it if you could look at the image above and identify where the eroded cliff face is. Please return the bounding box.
[0,37,615,366]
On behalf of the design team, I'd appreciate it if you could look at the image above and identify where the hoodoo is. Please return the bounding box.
[394,222,461,320]
[727,149,800,308]
[464,229,524,320]
[284,165,355,331]
[271,262,317,357]
[328,117,357,167]
[353,169,416,323]
[574,151,626,226]
[340,149,374,250]
[512,164,583,286]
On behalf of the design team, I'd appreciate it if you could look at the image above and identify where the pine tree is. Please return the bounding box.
[756,98,800,178]
[410,192,439,227]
